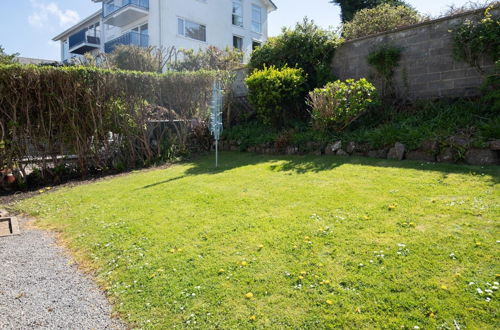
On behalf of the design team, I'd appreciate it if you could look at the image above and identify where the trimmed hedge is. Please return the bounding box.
[0,65,216,188]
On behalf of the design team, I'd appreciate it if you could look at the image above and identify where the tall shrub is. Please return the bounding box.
[343,4,422,40]
[248,18,342,91]
[245,66,306,128]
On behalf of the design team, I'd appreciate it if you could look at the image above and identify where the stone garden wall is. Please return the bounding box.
[332,8,498,100]
[218,139,500,166]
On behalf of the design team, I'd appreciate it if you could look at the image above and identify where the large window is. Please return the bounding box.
[252,5,262,33]
[232,0,243,27]
[178,18,206,42]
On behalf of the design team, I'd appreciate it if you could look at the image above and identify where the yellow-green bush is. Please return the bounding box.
[245,66,306,128]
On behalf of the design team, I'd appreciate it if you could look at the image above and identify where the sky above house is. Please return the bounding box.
[0,0,482,61]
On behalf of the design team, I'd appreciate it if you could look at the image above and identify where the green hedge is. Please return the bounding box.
[0,65,216,188]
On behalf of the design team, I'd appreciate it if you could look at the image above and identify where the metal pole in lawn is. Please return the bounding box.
[210,80,223,168]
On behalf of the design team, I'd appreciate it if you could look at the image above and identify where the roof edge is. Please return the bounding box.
[52,10,101,41]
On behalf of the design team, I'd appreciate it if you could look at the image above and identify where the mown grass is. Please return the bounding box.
[13,153,500,329]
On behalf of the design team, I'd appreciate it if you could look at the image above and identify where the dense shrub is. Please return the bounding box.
[452,5,500,73]
[308,79,379,131]
[248,18,342,90]
[0,65,216,189]
[330,0,412,23]
[245,66,307,128]
[169,46,243,71]
[343,4,422,40]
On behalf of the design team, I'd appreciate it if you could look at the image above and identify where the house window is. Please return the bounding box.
[233,36,243,50]
[132,23,148,35]
[252,5,262,33]
[177,18,206,42]
[252,41,261,50]
[232,0,243,27]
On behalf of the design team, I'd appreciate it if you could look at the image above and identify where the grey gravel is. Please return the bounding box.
[0,216,125,330]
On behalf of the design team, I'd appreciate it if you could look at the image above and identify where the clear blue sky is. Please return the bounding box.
[0,0,477,60]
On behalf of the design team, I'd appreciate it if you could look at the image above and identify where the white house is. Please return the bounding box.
[53,0,277,63]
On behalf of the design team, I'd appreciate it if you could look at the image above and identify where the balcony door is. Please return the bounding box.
[132,23,148,47]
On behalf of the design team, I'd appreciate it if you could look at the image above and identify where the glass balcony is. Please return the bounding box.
[103,0,149,27]
[104,31,149,53]
[68,28,101,55]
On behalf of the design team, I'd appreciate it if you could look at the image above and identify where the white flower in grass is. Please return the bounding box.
[477,288,484,295]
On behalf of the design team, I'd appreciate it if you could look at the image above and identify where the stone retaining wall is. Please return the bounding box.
[218,139,500,166]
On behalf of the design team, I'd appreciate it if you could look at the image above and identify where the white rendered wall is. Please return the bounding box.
[150,0,271,61]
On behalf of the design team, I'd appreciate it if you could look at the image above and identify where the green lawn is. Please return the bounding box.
[14,152,500,329]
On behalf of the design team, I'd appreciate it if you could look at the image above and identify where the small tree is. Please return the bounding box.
[169,46,243,71]
[0,45,18,65]
[329,0,412,23]
[343,4,422,40]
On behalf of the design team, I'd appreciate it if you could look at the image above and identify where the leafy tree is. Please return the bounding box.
[330,0,411,22]
[169,46,243,71]
[0,45,18,65]
[248,18,342,91]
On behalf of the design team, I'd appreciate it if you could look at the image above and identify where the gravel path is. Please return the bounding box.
[0,215,125,330]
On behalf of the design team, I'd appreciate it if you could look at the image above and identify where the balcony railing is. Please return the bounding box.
[104,31,149,53]
[103,0,149,18]
[68,28,101,54]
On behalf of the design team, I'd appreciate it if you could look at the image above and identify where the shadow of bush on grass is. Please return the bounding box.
[140,152,500,189]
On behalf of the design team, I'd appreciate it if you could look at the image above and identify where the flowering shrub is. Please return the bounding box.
[308,78,379,131]
[343,4,422,40]
[245,66,307,128]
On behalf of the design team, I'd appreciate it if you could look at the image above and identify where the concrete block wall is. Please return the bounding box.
[332,8,497,100]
